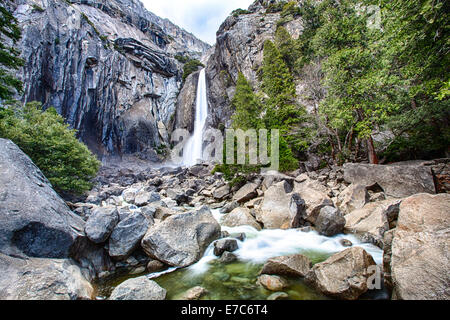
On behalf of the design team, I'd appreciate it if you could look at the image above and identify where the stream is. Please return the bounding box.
[96,208,384,300]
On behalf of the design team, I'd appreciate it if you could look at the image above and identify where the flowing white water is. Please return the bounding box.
[182,68,208,166]
[188,209,383,274]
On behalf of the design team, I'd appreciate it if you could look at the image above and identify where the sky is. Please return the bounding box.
[141,0,255,45]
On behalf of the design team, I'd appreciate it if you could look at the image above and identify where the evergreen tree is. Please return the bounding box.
[0,102,101,195]
[231,73,263,130]
[376,0,450,160]
[0,3,24,101]
[274,26,301,75]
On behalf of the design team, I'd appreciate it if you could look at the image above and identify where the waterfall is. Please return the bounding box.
[182,68,208,166]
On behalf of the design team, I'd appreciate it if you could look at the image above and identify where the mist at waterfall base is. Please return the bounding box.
[182,68,208,167]
[97,209,384,300]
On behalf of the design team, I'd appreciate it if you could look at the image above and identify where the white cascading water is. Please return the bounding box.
[187,209,383,275]
[182,68,208,166]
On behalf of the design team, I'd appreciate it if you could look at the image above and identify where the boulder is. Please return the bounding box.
[134,191,161,207]
[306,247,376,300]
[293,177,334,224]
[154,206,177,220]
[343,163,436,198]
[147,259,166,273]
[108,212,151,260]
[0,253,93,300]
[258,274,289,291]
[213,239,238,256]
[122,188,138,204]
[141,207,221,267]
[257,181,305,229]
[340,239,353,247]
[222,207,262,231]
[267,292,289,300]
[213,184,231,200]
[176,286,208,300]
[219,251,238,263]
[108,276,166,300]
[344,199,401,247]
[233,182,259,203]
[0,139,86,259]
[387,193,450,300]
[166,189,189,204]
[261,171,294,192]
[315,206,346,236]
[219,201,239,213]
[84,207,119,244]
[260,254,312,278]
[337,184,370,214]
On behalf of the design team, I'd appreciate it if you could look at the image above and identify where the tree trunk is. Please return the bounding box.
[366,136,379,164]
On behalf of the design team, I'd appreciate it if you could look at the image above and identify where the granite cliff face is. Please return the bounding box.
[11,0,209,158]
[204,0,306,129]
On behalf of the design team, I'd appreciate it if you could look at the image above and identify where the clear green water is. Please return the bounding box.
[96,251,331,300]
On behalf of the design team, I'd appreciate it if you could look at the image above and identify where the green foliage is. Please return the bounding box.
[266,1,287,14]
[175,54,189,63]
[81,12,100,36]
[32,4,45,12]
[182,59,204,82]
[231,9,251,17]
[0,4,24,101]
[0,102,100,195]
[302,0,450,162]
[280,1,301,18]
[231,73,263,130]
[274,26,301,75]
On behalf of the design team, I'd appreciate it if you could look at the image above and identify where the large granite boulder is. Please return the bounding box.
[306,247,377,300]
[337,184,370,214]
[109,276,166,300]
[345,199,401,247]
[213,239,239,256]
[293,176,334,224]
[260,254,312,278]
[343,163,436,198]
[256,181,305,229]
[84,207,119,244]
[108,212,151,260]
[315,206,346,237]
[0,253,93,300]
[222,207,262,230]
[213,184,231,200]
[386,193,450,300]
[141,207,221,267]
[0,139,86,259]
[233,182,259,203]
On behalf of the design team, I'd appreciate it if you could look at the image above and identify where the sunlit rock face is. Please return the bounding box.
[11,0,210,158]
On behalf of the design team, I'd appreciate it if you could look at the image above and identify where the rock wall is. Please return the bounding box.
[204,0,308,129]
[10,0,210,158]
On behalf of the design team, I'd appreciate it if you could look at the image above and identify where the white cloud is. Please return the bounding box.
[141,0,255,44]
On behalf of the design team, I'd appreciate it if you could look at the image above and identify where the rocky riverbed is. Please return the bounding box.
[0,138,449,300]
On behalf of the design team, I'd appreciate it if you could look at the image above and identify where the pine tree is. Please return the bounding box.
[0,102,101,195]
[231,73,263,130]
[0,3,24,101]
[274,26,301,75]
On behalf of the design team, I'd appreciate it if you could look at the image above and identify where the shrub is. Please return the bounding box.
[266,1,287,14]
[32,4,45,12]
[0,102,100,195]
[175,54,189,63]
[231,9,251,17]
[182,59,204,82]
